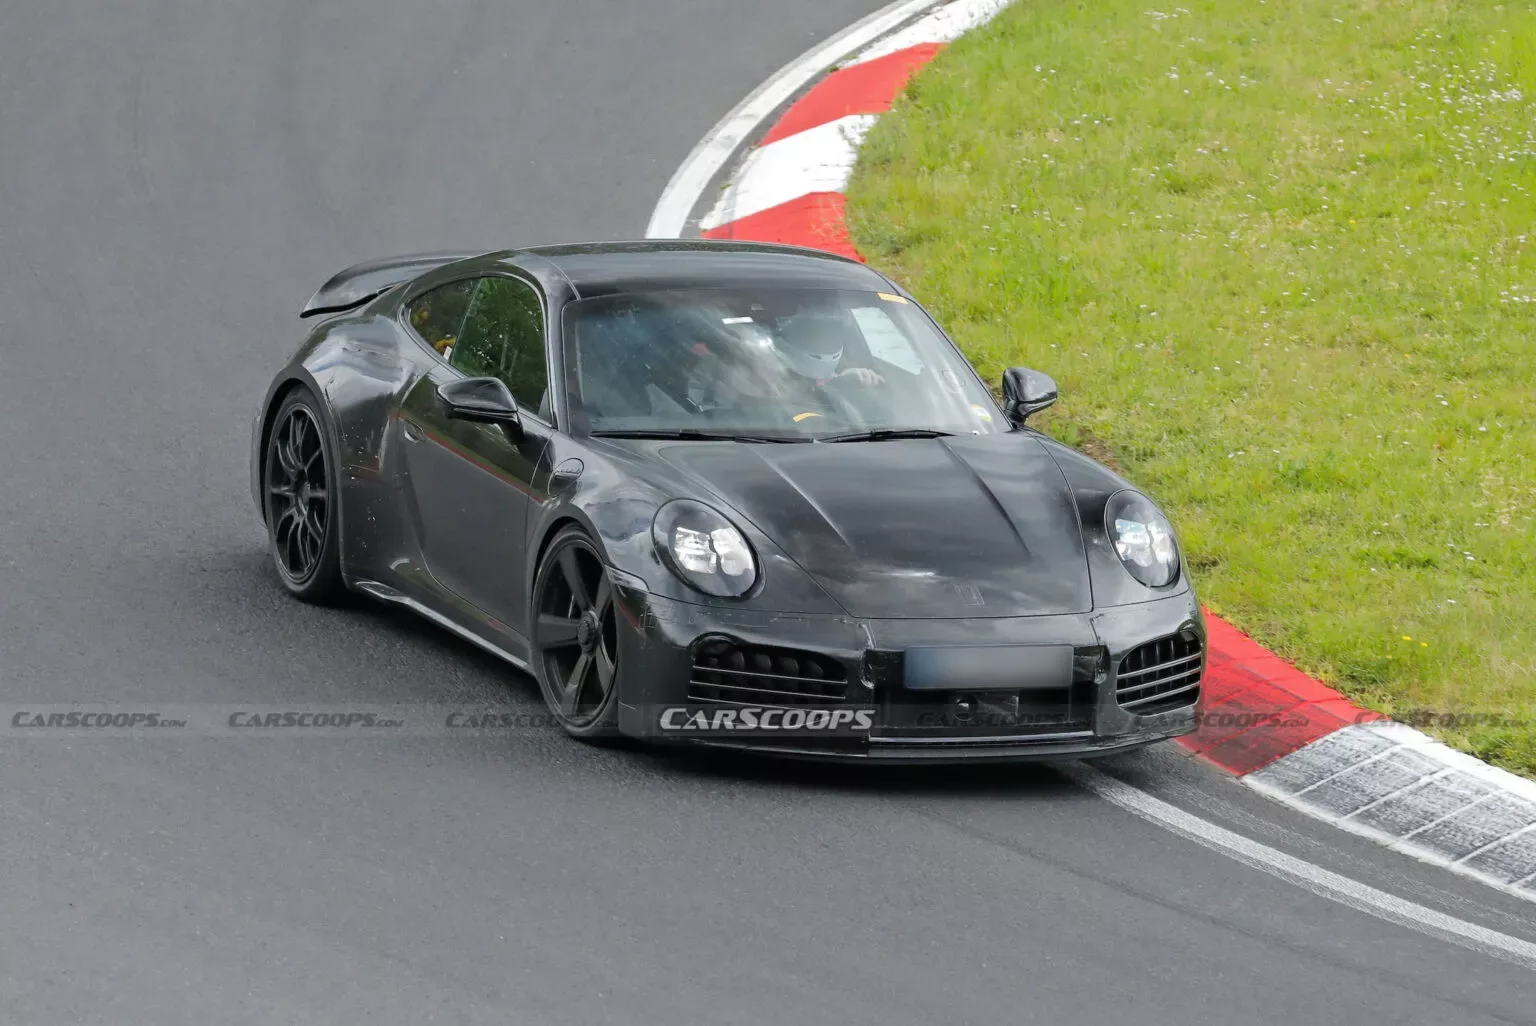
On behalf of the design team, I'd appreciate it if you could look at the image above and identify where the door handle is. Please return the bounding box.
[402,420,424,443]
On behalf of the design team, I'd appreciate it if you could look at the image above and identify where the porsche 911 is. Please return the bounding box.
[251,240,1204,760]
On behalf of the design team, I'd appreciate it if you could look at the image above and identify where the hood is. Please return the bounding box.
[647,434,1092,619]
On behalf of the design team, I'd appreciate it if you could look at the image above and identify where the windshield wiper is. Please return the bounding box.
[589,428,808,443]
[817,428,956,443]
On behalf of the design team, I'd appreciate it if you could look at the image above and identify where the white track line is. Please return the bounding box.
[644,0,939,239]
[1066,763,1536,972]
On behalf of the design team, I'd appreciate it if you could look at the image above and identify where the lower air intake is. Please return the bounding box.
[689,641,848,708]
[1116,633,1203,714]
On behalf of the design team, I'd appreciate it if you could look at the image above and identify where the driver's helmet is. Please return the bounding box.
[773,313,845,380]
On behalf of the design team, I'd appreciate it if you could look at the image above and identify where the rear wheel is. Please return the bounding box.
[532,527,622,740]
[263,388,346,604]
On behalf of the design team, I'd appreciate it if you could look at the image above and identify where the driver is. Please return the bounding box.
[774,313,884,390]
[764,313,884,425]
[680,309,885,426]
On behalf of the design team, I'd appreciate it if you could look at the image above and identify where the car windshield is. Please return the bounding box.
[562,287,1006,440]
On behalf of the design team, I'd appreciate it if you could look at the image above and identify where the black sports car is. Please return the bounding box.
[251,240,1204,760]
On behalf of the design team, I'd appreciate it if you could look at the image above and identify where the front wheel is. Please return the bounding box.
[531,527,622,740]
[263,387,346,604]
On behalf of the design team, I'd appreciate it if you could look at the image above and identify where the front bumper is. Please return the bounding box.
[610,580,1203,763]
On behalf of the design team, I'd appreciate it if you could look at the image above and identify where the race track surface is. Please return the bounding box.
[2,3,1533,1023]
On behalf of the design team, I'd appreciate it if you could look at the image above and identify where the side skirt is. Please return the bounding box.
[351,578,533,673]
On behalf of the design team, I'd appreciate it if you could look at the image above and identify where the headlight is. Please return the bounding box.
[1105,491,1180,588]
[652,499,758,597]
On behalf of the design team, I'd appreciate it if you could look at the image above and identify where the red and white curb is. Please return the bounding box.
[647,0,1536,901]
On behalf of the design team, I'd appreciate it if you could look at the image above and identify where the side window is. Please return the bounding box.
[451,277,549,416]
[406,279,476,355]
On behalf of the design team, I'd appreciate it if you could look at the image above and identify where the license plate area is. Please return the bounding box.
[902,644,1075,691]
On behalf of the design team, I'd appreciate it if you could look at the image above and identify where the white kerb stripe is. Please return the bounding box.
[849,0,1015,65]
[698,115,878,231]
[1064,763,1536,972]
[644,0,939,239]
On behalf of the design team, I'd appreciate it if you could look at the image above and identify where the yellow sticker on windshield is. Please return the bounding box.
[792,411,822,423]
[876,292,909,304]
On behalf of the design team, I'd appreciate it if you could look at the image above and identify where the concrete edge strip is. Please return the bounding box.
[1250,725,1536,900]
[644,0,1536,901]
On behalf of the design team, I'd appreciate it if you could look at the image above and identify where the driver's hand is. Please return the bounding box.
[834,367,885,388]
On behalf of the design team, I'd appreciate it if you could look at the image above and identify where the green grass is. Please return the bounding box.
[846,0,1536,774]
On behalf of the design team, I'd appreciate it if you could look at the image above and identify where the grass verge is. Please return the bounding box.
[847,0,1536,774]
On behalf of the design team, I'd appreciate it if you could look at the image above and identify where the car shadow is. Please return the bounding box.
[219,544,548,706]
[633,744,1088,801]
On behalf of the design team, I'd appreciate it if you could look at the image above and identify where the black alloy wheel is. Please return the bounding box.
[264,389,345,602]
[533,528,621,737]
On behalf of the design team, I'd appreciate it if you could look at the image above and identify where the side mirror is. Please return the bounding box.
[438,377,522,435]
[1001,366,1058,425]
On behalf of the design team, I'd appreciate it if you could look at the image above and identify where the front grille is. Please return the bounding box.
[869,647,1098,741]
[688,641,848,708]
[1116,633,1203,714]
[873,683,1093,740]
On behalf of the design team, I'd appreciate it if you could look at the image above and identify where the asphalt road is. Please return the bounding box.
[2,2,1533,1023]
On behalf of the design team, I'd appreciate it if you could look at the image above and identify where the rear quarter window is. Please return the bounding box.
[406,280,476,354]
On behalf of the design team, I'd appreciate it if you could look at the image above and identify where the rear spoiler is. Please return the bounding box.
[300,251,480,318]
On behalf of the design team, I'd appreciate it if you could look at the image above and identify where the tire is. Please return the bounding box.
[531,526,623,741]
[262,386,347,604]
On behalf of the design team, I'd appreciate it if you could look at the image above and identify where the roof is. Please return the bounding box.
[513,240,893,298]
